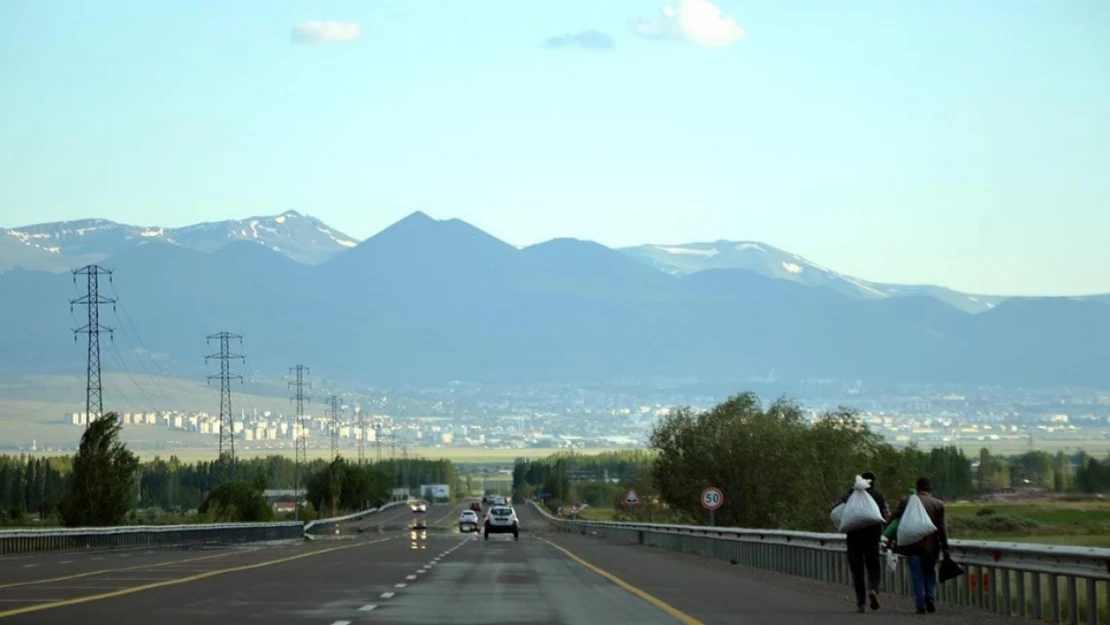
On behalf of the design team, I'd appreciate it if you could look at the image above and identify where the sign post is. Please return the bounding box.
[700,487,724,526]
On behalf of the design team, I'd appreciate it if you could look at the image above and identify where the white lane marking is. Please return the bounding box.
[394,583,407,588]
[406,574,417,580]
[330,621,351,625]
[380,592,395,599]
[22,564,38,569]
[358,605,378,612]
[417,569,427,574]
[58,560,73,565]
[91,557,103,561]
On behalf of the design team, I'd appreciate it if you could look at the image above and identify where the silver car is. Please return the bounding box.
[458,509,479,532]
[483,505,519,540]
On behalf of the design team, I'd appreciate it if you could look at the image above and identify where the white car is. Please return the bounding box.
[484,505,519,540]
[458,510,479,532]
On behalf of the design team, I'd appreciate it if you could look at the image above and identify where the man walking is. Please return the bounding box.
[829,471,891,613]
[891,477,950,615]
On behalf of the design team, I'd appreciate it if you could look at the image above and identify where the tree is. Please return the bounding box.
[58,413,140,527]
[199,480,273,523]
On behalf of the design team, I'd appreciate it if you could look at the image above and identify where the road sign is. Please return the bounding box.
[701,487,724,511]
[623,489,641,506]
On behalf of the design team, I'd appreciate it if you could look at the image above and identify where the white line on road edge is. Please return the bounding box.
[380,592,395,599]
[358,605,378,612]
[329,621,351,625]
[394,583,407,588]
[406,575,416,580]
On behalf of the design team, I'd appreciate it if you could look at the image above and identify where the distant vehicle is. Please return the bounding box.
[410,501,427,513]
[411,503,427,529]
[469,502,483,513]
[492,496,506,506]
[458,510,479,532]
[484,505,519,541]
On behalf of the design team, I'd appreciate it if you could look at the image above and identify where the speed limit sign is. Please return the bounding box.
[701,487,724,511]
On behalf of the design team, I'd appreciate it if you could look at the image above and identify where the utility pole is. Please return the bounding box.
[205,332,244,461]
[288,365,310,521]
[356,405,365,466]
[70,265,116,427]
[326,394,341,462]
[375,421,383,463]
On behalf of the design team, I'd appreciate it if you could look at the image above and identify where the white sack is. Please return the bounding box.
[837,475,884,533]
[896,493,938,546]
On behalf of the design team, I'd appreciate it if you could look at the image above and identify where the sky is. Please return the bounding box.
[1,0,1108,296]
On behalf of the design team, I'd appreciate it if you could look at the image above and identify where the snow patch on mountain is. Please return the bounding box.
[660,246,719,257]
[782,261,803,274]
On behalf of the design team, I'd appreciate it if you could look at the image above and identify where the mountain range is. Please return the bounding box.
[1,211,1107,390]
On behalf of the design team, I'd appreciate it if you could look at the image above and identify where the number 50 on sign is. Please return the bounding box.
[701,487,723,510]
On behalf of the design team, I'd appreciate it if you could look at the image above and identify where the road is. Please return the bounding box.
[0,502,1012,624]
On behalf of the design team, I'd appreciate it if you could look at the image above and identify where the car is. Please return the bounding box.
[459,510,479,532]
[410,501,427,513]
[469,502,482,513]
[484,505,519,540]
[411,504,427,529]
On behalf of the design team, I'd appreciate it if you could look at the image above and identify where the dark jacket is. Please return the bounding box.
[829,487,891,545]
[891,492,949,566]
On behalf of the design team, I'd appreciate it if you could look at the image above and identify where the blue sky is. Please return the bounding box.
[1,0,1107,296]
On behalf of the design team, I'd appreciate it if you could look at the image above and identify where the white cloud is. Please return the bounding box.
[631,0,745,48]
[290,21,361,45]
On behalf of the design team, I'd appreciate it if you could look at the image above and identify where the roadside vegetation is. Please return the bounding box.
[512,392,1110,547]
[0,412,460,527]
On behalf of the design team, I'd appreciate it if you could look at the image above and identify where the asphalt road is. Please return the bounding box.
[0,502,1012,625]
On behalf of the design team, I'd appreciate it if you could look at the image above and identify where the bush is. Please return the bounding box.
[976,507,997,517]
[198,481,273,523]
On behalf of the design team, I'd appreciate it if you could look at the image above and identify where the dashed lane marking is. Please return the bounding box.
[380,592,395,599]
[358,604,378,612]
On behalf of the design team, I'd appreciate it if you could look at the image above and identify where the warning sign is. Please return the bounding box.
[623,489,641,506]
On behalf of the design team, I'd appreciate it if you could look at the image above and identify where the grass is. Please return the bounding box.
[946,500,1110,548]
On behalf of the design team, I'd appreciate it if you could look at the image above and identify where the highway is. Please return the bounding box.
[0,502,1010,625]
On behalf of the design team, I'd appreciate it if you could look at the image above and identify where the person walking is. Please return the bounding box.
[829,471,891,612]
[890,477,951,615]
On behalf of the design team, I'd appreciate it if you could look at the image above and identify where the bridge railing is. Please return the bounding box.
[0,521,303,557]
[304,500,407,534]
[531,501,1110,624]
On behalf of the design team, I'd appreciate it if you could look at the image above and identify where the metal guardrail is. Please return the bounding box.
[0,522,303,557]
[531,501,1110,624]
[304,500,406,534]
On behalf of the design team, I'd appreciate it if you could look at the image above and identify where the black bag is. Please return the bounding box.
[939,556,964,583]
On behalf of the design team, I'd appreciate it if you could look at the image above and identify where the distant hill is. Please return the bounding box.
[0,210,356,270]
[1,212,1107,391]
[619,240,1010,314]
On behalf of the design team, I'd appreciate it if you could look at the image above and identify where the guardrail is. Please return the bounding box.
[304,500,407,534]
[0,522,303,557]
[531,501,1110,624]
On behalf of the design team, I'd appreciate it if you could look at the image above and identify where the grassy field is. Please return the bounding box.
[943,500,1110,547]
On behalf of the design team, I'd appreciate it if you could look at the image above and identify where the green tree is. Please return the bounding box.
[58,414,140,527]
[198,480,273,522]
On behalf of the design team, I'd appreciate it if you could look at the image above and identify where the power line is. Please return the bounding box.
[326,394,341,462]
[288,365,310,521]
[70,265,116,427]
[205,332,245,462]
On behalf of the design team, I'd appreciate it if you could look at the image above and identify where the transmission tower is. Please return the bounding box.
[326,394,342,461]
[70,265,116,426]
[374,420,382,463]
[288,365,310,521]
[205,332,244,461]
[356,405,365,465]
